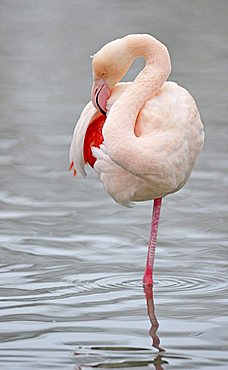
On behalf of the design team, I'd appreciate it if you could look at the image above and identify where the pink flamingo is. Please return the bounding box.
[69,34,204,286]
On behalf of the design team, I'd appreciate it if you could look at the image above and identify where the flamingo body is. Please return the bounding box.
[70,81,203,206]
[69,34,204,284]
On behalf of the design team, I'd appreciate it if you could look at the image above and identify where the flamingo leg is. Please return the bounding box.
[143,198,162,286]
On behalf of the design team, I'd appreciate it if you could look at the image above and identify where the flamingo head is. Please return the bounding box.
[91,78,111,116]
[91,37,134,115]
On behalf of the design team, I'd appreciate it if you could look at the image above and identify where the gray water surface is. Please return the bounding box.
[0,1,228,369]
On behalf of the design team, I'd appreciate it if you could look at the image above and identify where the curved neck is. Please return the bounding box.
[107,34,171,129]
[117,35,171,114]
[103,34,171,175]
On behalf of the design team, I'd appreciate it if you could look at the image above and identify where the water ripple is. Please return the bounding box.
[72,274,142,294]
[73,346,189,369]
[69,271,228,298]
[156,273,228,295]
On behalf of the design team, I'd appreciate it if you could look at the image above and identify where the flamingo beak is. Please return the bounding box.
[91,79,111,116]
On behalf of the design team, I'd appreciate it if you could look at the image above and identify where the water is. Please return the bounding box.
[0,1,227,369]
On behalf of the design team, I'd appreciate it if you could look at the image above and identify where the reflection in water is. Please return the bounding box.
[144,285,165,353]
[144,285,166,370]
[75,285,169,369]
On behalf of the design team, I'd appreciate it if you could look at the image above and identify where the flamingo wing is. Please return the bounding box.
[69,101,104,176]
[69,83,129,177]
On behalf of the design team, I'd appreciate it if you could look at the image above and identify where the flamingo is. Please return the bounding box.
[69,34,204,286]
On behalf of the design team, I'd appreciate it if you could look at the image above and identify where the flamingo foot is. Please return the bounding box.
[143,266,153,286]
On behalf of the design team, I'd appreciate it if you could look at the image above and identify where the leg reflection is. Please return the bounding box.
[144,285,165,352]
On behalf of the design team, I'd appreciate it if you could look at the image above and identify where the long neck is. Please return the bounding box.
[127,34,171,109]
[103,34,171,176]
[108,35,171,126]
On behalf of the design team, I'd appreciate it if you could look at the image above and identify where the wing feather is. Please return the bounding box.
[69,102,99,176]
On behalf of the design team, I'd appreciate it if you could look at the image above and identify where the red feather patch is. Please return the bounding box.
[83,114,106,167]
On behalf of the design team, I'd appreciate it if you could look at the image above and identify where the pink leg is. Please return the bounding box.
[143,198,162,286]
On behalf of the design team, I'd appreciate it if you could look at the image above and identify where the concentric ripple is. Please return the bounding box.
[70,271,228,298]
[155,273,228,296]
[72,274,142,294]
